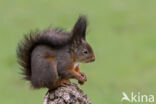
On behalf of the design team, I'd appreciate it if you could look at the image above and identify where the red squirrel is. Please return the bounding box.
[17,16,95,89]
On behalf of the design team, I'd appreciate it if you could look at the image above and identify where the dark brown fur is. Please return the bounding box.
[17,16,95,89]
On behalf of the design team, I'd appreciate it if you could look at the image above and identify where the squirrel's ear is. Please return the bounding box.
[72,15,87,41]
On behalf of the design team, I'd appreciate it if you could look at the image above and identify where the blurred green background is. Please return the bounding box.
[0,0,156,104]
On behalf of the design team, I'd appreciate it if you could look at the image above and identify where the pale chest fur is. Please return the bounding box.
[74,63,79,68]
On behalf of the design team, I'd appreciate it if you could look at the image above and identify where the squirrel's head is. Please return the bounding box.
[72,40,95,63]
[71,15,95,63]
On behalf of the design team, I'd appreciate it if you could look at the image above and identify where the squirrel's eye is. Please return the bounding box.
[83,50,88,54]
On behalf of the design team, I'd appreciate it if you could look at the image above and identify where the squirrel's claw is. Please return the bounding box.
[79,72,87,81]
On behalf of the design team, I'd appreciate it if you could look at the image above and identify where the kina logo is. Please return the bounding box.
[121,92,154,103]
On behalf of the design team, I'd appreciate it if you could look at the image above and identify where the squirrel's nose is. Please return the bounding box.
[91,56,95,62]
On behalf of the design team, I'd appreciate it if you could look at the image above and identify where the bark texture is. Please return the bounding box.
[43,83,91,104]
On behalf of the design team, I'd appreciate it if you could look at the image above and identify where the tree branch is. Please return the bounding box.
[43,83,91,104]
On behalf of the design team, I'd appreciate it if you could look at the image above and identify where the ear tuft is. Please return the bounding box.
[72,15,88,40]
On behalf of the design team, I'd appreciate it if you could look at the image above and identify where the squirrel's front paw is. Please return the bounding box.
[78,72,87,85]
[79,72,87,81]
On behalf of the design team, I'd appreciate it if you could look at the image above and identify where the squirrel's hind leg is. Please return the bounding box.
[31,53,59,89]
[60,79,71,86]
